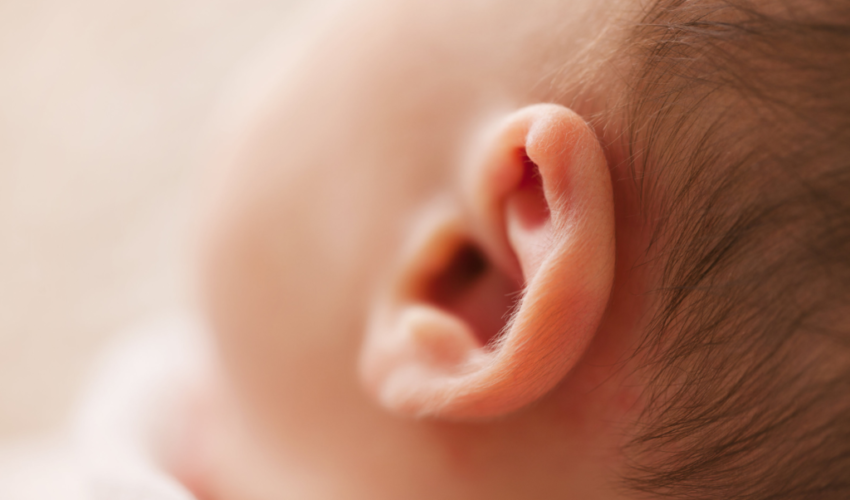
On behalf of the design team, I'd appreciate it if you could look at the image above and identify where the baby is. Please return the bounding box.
[52,0,850,499]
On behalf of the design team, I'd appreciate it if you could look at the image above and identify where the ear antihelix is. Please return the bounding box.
[359,105,615,420]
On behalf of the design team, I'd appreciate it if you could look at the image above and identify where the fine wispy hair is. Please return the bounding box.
[615,0,850,498]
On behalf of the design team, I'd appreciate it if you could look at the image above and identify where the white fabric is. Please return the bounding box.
[0,315,209,500]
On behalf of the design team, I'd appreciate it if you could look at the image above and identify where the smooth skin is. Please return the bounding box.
[185,0,656,498]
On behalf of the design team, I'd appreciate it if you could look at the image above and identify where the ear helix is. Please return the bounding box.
[359,104,615,420]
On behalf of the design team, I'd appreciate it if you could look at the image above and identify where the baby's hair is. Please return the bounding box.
[611,0,850,498]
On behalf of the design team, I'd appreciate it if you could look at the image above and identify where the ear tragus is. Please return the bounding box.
[359,104,615,420]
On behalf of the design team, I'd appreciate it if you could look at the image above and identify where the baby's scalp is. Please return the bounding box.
[194,0,850,498]
[612,0,850,497]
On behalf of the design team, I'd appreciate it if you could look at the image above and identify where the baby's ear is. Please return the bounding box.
[359,104,615,419]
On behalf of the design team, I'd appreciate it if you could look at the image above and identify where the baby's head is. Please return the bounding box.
[196,0,850,498]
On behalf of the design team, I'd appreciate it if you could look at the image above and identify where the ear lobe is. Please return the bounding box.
[359,104,615,420]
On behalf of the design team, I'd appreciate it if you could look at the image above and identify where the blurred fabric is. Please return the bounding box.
[0,0,304,439]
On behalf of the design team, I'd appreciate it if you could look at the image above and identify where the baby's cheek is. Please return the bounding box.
[167,377,269,500]
[200,210,288,401]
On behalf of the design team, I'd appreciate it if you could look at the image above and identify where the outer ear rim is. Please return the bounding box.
[359,104,615,420]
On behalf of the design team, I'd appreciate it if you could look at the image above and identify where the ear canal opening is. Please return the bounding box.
[425,242,522,347]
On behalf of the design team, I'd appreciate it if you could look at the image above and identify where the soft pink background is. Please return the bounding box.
[0,0,304,440]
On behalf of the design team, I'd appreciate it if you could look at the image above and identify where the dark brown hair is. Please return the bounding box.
[619,0,850,498]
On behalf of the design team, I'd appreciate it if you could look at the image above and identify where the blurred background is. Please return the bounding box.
[0,0,304,441]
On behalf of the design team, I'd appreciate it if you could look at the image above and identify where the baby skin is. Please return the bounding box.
[170,0,850,498]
